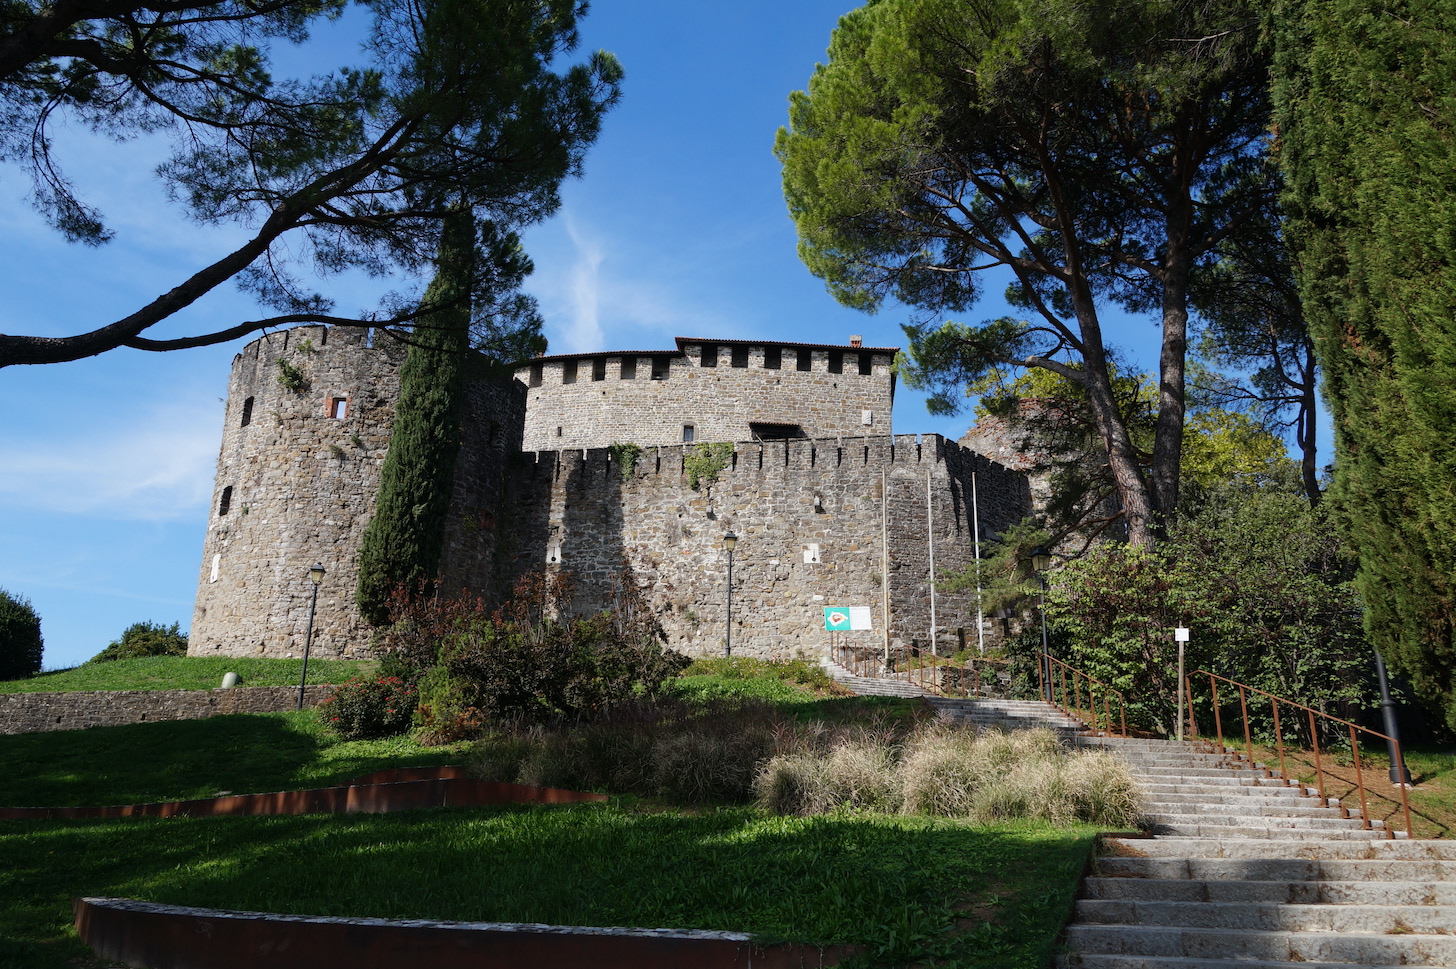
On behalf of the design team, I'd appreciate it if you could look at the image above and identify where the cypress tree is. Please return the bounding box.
[356,212,475,626]
[1273,0,1456,727]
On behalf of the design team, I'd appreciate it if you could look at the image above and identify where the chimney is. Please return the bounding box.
[849,334,863,347]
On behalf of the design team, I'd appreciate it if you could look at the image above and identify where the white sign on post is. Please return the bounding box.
[1175,626,1190,742]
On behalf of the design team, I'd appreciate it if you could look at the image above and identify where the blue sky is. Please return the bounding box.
[1,1,1212,670]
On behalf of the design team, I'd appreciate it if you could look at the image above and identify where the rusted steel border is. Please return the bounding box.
[74,897,862,969]
[0,766,606,820]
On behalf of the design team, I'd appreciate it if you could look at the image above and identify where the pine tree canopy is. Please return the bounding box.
[0,0,621,368]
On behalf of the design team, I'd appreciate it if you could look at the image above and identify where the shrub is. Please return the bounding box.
[318,675,418,740]
[0,589,42,680]
[397,572,690,740]
[89,621,188,663]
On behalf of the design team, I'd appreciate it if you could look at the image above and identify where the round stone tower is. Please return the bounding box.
[189,325,404,659]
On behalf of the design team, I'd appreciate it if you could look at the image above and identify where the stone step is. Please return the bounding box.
[1101,837,1456,861]
[1074,898,1456,934]
[1141,797,1345,814]
[1063,955,1449,969]
[1137,792,1337,808]
[1135,781,1316,797]
[1145,822,1390,841]
[1061,923,1456,964]
[1081,876,1456,906]
[1144,811,1386,830]
[1093,857,1456,883]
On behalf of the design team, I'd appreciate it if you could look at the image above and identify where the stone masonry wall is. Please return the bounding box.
[516,341,896,451]
[190,325,404,659]
[498,434,1031,658]
[0,686,331,735]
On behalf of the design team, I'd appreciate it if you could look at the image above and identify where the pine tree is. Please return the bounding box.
[1273,0,1456,727]
[356,212,475,626]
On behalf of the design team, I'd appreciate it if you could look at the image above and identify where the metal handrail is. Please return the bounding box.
[1036,653,1127,737]
[1187,669,1414,840]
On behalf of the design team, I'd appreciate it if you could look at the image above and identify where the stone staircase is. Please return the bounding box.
[1062,736,1454,969]
[822,655,1455,968]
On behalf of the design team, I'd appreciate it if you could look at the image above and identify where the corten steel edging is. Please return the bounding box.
[0,768,607,820]
[74,898,862,969]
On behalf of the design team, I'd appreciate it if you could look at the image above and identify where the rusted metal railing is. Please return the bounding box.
[1187,670,1413,840]
[1036,653,1127,737]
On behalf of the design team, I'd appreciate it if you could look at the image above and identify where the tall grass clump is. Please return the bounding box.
[758,725,1141,827]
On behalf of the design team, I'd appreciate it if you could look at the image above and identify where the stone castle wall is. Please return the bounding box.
[188,325,525,659]
[189,327,1032,661]
[516,340,896,451]
[495,434,1030,658]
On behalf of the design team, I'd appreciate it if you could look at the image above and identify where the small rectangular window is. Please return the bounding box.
[620,357,637,380]
[591,358,606,381]
[529,363,543,387]
[828,351,843,374]
[700,344,717,367]
[797,349,812,371]
[764,347,781,370]
[683,424,695,443]
[218,485,233,516]
[731,346,749,368]
[330,397,348,419]
[652,358,670,380]
[858,353,873,376]
[562,360,577,385]
[240,396,255,427]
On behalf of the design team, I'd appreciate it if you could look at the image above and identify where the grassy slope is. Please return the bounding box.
[0,668,1099,969]
[1,656,373,693]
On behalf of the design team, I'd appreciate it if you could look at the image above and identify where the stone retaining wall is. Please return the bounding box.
[0,686,332,735]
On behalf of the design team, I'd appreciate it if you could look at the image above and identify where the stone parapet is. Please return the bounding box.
[0,686,333,735]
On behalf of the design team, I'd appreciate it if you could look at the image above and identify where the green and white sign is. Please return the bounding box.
[824,607,873,631]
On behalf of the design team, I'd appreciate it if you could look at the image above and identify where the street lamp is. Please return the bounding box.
[296,563,325,710]
[1031,547,1052,703]
[1374,650,1414,786]
[723,531,737,658]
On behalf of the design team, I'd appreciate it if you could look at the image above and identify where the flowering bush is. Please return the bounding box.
[318,675,418,740]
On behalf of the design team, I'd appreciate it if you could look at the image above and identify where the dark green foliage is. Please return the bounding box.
[88,621,188,664]
[387,573,690,740]
[1046,484,1372,735]
[778,0,1274,544]
[1273,0,1456,728]
[0,588,42,680]
[356,212,475,626]
[317,675,418,740]
[0,0,619,366]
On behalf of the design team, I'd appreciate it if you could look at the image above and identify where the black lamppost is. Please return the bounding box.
[1374,649,1414,786]
[1031,546,1052,703]
[723,531,737,658]
[296,562,325,710]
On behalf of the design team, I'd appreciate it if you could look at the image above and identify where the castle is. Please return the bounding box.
[188,325,1032,661]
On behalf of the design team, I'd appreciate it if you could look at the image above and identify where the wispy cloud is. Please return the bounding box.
[0,399,219,521]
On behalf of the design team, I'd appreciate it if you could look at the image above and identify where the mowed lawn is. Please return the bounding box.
[1,671,1100,969]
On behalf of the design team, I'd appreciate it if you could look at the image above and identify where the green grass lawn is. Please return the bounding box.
[2,805,1094,969]
[0,711,468,808]
[3,656,373,693]
[0,677,1103,969]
